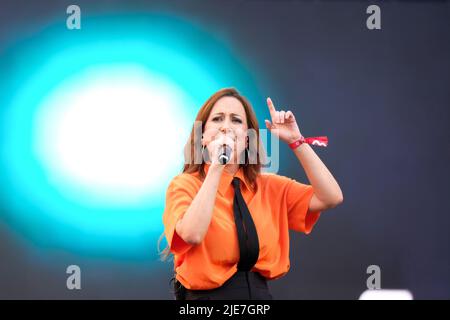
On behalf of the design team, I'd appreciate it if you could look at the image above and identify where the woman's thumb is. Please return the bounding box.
[265,119,272,130]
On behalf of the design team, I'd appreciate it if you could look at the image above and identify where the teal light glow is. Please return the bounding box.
[34,64,192,206]
[0,13,263,259]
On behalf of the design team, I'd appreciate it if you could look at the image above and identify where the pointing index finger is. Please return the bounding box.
[267,97,276,116]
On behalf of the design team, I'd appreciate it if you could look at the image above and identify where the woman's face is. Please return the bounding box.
[202,96,248,164]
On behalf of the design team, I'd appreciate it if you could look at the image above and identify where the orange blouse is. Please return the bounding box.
[162,164,321,290]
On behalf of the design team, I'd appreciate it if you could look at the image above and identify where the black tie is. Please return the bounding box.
[232,177,259,271]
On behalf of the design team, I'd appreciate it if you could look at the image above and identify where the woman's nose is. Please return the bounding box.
[219,123,232,133]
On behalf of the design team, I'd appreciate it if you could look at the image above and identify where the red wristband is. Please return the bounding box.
[288,136,329,149]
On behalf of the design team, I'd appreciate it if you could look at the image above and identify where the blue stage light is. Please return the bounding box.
[0,13,263,259]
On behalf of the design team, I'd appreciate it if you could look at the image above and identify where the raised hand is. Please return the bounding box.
[264,97,302,144]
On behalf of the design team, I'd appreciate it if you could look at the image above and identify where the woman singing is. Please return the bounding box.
[160,87,343,300]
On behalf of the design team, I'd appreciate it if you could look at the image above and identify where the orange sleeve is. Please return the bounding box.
[285,178,321,234]
[162,175,196,255]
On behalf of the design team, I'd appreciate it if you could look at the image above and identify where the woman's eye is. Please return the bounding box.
[233,118,242,123]
[212,117,221,122]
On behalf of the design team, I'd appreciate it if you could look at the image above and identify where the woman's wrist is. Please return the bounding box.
[286,133,303,145]
[208,163,225,175]
[287,134,304,146]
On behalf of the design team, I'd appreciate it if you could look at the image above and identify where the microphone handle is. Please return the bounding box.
[219,145,229,165]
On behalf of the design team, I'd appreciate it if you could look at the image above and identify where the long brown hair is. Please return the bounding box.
[158,87,265,260]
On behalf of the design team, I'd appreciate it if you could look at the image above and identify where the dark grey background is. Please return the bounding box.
[0,0,449,299]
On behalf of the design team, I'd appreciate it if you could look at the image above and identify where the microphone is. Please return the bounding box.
[218,144,232,165]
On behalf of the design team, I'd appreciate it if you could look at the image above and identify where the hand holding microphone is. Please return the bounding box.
[205,134,235,166]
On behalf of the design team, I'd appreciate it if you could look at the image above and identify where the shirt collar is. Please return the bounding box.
[203,163,251,196]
